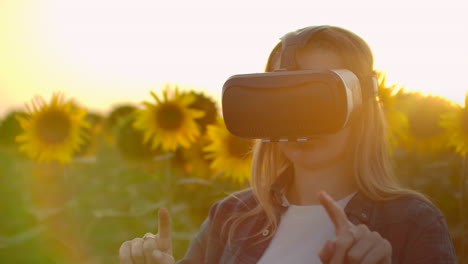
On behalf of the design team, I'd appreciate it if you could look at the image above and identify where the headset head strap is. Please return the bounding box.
[279,25,330,70]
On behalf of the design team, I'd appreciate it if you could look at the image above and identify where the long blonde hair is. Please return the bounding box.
[224,26,431,246]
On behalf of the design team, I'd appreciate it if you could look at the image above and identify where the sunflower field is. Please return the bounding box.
[0,76,467,263]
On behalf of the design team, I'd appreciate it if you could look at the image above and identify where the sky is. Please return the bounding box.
[0,0,467,116]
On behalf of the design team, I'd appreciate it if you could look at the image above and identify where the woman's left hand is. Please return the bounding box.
[317,191,392,264]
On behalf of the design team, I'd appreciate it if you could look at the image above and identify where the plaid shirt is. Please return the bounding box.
[177,168,457,264]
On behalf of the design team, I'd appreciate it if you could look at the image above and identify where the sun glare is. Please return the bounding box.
[0,0,467,115]
[43,0,163,81]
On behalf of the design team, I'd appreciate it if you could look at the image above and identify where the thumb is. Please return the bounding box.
[151,249,175,264]
[319,240,335,264]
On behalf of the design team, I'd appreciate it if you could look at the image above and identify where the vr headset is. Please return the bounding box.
[222,26,378,142]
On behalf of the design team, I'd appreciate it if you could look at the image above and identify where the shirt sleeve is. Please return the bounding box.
[402,215,457,264]
[176,200,223,264]
[175,189,257,263]
[176,218,210,264]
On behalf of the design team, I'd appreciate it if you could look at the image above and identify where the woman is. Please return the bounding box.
[119,25,457,264]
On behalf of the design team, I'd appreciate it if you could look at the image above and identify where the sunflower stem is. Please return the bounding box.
[165,151,173,212]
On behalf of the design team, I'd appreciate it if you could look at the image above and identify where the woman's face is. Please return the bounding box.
[277,48,353,170]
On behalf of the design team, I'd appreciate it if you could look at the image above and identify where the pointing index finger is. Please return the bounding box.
[157,208,172,252]
[318,191,352,234]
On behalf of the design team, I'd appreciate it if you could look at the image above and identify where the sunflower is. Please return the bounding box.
[105,104,136,132]
[15,93,89,163]
[188,91,218,134]
[0,110,26,147]
[440,92,468,155]
[172,134,214,178]
[103,104,137,144]
[116,114,162,160]
[74,112,104,157]
[399,93,455,152]
[133,84,205,152]
[375,70,409,146]
[203,117,254,183]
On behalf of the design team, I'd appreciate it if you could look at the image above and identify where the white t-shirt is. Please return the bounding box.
[257,191,357,264]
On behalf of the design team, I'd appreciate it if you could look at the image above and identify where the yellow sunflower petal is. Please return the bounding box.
[441,105,468,155]
[150,91,162,105]
[203,117,253,183]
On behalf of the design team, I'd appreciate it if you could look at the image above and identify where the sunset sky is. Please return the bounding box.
[0,0,467,116]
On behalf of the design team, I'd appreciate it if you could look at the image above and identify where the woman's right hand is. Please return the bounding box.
[119,208,175,264]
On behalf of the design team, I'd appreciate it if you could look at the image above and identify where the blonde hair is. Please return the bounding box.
[223,26,431,246]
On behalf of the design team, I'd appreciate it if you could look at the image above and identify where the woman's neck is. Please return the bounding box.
[286,161,357,205]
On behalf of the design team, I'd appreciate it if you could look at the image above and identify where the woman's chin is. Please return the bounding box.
[285,146,326,163]
[280,143,345,169]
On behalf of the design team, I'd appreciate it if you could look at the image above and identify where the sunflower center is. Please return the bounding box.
[156,103,184,130]
[36,109,72,144]
[226,136,252,158]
